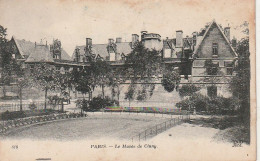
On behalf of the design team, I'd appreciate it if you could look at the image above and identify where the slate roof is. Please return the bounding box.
[193,20,238,57]
[14,38,35,58]
[25,45,54,63]
[163,38,192,49]
[116,42,132,54]
[183,37,192,49]
[73,42,132,59]
[12,37,72,61]
[60,48,72,61]
[163,39,175,49]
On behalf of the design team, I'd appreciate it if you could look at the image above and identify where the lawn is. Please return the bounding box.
[188,115,250,144]
[2,113,175,140]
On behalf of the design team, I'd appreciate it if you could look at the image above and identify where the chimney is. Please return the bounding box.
[86,38,92,47]
[108,38,114,44]
[224,27,230,41]
[116,37,122,43]
[131,34,139,48]
[231,37,237,50]
[141,31,147,41]
[35,42,36,48]
[141,31,147,35]
[176,30,183,48]
[192,32,197,46]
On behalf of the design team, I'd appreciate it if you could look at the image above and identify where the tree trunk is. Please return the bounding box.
[88,91,91,101]
[44,88,47,110]
[3,85,6,98]
[117,86,120,106]
[61,100,64,112]
[102,84,105,99]
[19,87,22,111]
[75,90,77,99]
[111,87,114,101]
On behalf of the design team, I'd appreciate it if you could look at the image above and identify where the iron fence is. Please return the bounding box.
[0,101,55,113]
[0,113,87,134]
[131,114,190,142]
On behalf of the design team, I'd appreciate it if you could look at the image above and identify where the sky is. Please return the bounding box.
[0,0,254,56]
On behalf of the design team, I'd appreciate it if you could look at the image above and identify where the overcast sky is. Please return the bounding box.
[0,0,254,56]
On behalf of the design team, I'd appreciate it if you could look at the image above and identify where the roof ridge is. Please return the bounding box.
[193,21,238,58]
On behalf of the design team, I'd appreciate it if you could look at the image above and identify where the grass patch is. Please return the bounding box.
[213,125,250,144]
[189,115,250,144]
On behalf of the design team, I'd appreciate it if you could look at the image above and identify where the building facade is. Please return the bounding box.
[1,20,238,102]
[71,20,237,98]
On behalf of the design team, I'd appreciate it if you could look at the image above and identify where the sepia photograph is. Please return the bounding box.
[0,0,256,160]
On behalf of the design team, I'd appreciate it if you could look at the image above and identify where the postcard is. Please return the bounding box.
[0,0,256,160]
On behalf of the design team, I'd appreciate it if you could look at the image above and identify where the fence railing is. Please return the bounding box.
[131,114,190,142]
[104,106,187,115]
[0,113,87,134]
[0,101,54,113]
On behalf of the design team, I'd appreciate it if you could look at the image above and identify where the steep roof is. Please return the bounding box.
[116,42,132,54]
[13,37,71,61]
[183,37,192,49]
[13,38,35,58]
[163,37,192,50]
[25,45,54,63]
[163,39,175,49]
[193,20,238,57]
[73,42,132,60]
[92,44,109,58]
[61,48,72,61]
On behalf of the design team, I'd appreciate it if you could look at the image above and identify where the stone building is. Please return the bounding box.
[1,20,238,103]
[0,38,73,98]
[190,20,237,98]
[72,20,237,100]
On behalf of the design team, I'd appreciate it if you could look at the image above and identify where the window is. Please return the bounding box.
[56,66,61,72]
[109,53,115,61]
[212,43,218,55]
[226,68,233,75]
[121,53,126,60]
[75,53,80,62]
[206,62,219,75]
[193,35,196,46]
[29,65,34,73]
[225,61,234,75]
[207,86,217,98]
[164,49,171,58]
[64,67,69,73]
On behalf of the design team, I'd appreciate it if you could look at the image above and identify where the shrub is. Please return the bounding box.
[208,97,239,114]
[161,70,180,92]
[176,93,240,114]
[176,99,190,110]
[189,94,209,112]
[178,84,200,98]
[0,110,26,120]
[77,96,118,112]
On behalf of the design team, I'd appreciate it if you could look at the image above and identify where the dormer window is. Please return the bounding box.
[109,52,115,61]
[212,43,218,56]
[164,49,171,58]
